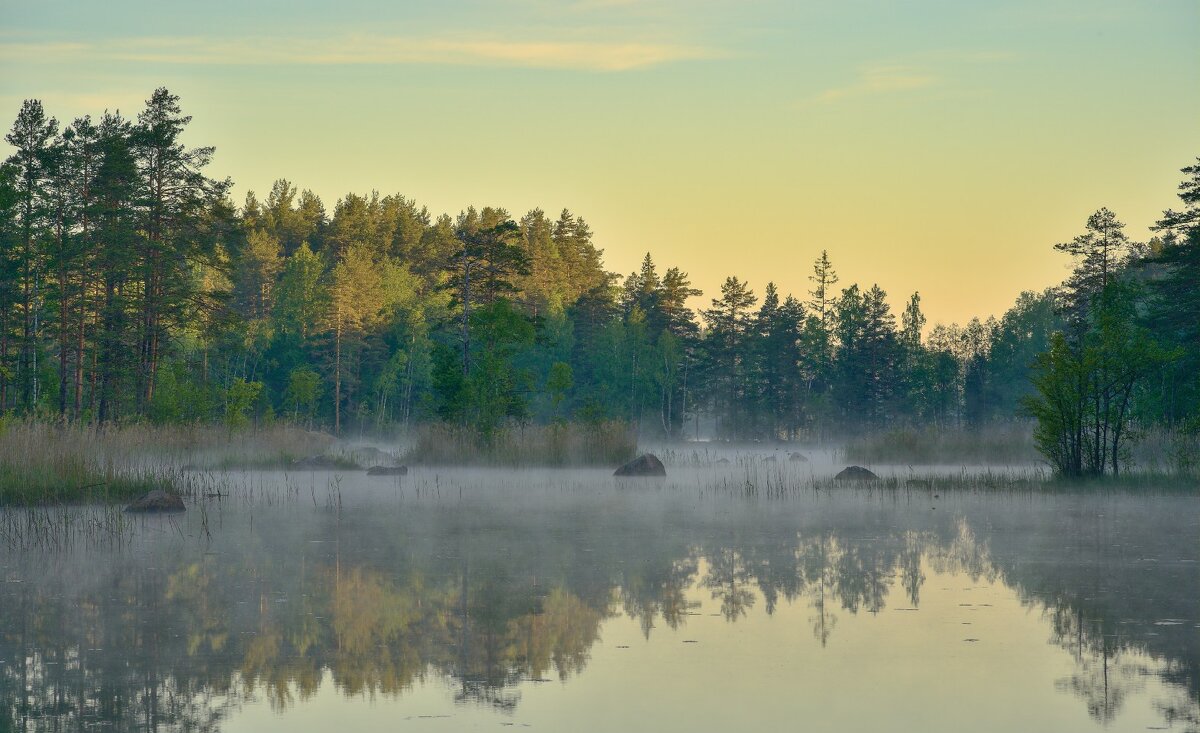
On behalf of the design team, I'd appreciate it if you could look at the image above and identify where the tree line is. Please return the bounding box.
[1,90,1196,467]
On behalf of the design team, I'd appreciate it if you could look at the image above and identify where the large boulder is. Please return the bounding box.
[367,465,408,476]
[835,465,879,481]
[125,489,186,514]
[614,453,667,477]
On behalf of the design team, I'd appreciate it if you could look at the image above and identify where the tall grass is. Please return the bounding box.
[0,420,166,505]
[842,424,1038,465]
[405,421,637,467]
[0,419,336,505]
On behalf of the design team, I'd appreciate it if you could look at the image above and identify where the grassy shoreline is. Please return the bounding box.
[0,418,1194,506]
[0,420,335,505]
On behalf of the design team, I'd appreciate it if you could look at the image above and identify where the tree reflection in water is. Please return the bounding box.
[0,491,1196,731]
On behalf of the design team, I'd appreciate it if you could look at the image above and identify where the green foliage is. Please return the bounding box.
[454,299,536,438]
[285,367,321,425]
[224,378,263,434]
[149,361,214,423]
[1025,282,1167,477]
[547,361,573,420]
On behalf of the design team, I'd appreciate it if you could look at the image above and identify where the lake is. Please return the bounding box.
[1,454,1197,732]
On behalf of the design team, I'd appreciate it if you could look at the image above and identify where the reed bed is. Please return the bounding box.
[0,421,164,505]
[701,463,1197,501]
[0,419,337,505]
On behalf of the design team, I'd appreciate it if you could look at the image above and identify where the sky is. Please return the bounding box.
[1,0,1197,325]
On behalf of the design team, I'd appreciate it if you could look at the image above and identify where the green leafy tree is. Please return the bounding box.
[323,245,389,433]
[546,361,573,421]
[224,377,263,435]
[285,367,321,427]
[274,242,327,341]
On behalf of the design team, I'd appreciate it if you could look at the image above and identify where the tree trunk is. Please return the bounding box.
[461,259,472,377]
[334,324,342,435]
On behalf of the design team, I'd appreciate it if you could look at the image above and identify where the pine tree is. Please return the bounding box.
[1055,208,1133,333]
[807,250,839,326]
[4,99,58,409]
[703,276,757,439]
[93,112,139,422]
[130,87,230,410]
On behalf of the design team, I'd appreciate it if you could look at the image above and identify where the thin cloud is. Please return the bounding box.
[817,65,938,103]
[1,35,720,72]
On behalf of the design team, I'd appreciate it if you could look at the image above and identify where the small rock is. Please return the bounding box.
[762,455,777,463]
[366,465,408,476]
[835,465,879,481]
[614,453,667,477]
[715,458,731,465]
[125,489,186,514]
[789,452,809,462]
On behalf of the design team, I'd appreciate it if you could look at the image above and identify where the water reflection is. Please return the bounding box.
[0,486,1196,731]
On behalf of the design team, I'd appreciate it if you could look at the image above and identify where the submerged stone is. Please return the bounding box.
[367,465,408,476]
[614,453,667,477]
[835,465,879,481]
[125,489,186,514]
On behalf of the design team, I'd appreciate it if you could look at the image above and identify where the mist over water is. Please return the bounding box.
[1,457,1197,732]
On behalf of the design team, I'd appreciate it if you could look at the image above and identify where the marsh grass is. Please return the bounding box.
[406,421,636,467]
[0,421,166,505]
[709,463,1198,500]
[0,419,337,505]
[0,504,137,551]
[842,425,1038,464]
[170,425,336,469]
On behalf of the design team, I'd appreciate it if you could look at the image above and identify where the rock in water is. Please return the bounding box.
[789,452,809,462]
[614,454,667,477]
[835,465,879,481]
[125,489,186,513]
[367,465,408,476]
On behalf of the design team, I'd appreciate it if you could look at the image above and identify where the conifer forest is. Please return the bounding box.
[2,90,1197,476]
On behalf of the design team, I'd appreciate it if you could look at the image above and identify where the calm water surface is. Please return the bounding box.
[1,458,1197,732]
